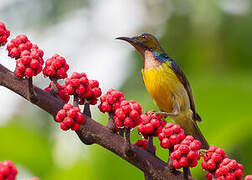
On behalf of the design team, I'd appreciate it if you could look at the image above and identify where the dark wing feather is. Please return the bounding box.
[169,59,202,122]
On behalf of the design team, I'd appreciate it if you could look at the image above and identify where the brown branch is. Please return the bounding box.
[0,64,196,180]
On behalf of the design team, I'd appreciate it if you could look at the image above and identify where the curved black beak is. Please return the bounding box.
[116,36,145,55]
[116,37,137,44]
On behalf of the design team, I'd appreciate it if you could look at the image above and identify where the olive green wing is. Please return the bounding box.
[169,59,202,122]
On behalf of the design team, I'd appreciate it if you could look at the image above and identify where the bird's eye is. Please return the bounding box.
[141,35,147,39]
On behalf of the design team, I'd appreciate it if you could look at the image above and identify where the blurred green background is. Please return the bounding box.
[0,0,252,179]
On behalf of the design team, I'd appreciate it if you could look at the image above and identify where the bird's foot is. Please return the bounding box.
[154,112,168,120]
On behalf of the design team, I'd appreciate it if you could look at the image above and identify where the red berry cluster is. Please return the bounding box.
[98,89,125,113]
[114,100,142,129]
[15,46,44,78]
[214,158,243,180]
[64,72,102,105]
[158,122,186,149]
[138,111,165,138]
[56,104,85,131]
[79,80,102,105]
[202,145,243,180]
[43,54,69,80]
[7,34,33,59]
[0,22,10,46]
[170,135,201,169]
[44,82,70,103]
[202,145,228,176]
[0,160,18,180]
[134,139,156,151]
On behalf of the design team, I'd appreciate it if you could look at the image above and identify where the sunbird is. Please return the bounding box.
[117,33,209,149]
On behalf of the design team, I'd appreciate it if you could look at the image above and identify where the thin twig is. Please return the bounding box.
[183,167,190,180]
[124,128,134,157]
[119,128,124,137]
[83,102,91,118]
[168,147,177,173]
[144,136,155,180]
[50,78,58,96]
[73,95,79,107]
[28,77,37,102]
[107,112,116,132]
[125,128,131,144]
[146,136,155,155]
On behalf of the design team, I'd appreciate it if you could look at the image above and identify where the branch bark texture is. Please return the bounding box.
[0,64,195,180]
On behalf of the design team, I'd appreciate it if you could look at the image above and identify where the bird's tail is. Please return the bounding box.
[172,113,209,150]
[190,120,209,149]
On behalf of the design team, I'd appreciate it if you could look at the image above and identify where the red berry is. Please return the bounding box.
[143,123,154,134]
[179,157,188,167]
[172,160,181,169]
[60,123,69,131]
[56,109,66,121]
[206,172,213,180]
[169,135,180,146]
[25,68,34,77]
[178,144,189,154]
[215,148,225,155]
[124,117,134,128]
[68,109,77,118]
[163,128,173,137]
[71,123,81,131]
[115,109,126,120]
[187,151,196,161]
[206,159,216,170]
[172,125,181,133]
[172,150,182,159]
[245,175,252,180]
[107,96,116,104]
[129,110,139,120]
[212,152,222,162]
[114,117,123,127]
[190,140,201,150]
[122,105,131,114]
[63,117,74,127]
[161,138,170,149]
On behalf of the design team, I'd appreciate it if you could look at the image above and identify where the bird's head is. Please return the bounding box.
[116,33,163,56]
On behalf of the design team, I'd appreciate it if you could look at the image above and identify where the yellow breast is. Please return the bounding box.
[142,62,190,113]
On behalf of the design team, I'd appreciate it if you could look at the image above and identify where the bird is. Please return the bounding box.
[116,33,209,149]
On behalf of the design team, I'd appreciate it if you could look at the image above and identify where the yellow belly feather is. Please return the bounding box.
[142,62,191,119]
